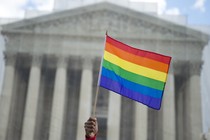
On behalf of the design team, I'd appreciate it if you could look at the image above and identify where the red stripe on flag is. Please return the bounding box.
[106,35,171,64]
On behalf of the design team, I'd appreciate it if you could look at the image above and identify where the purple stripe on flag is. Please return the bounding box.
[100,76,162,110]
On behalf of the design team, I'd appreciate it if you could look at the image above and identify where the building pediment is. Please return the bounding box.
[2,2,209,42]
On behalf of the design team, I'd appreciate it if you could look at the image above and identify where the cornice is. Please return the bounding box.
[1,2,209,43]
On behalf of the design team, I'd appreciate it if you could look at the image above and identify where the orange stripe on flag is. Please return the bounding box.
[106,36,171,64]
[105,42,169,73]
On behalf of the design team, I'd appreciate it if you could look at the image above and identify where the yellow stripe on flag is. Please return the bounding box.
[104,51,167,82]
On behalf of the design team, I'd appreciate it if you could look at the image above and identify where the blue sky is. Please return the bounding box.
[0,0,209,25]
[167,0,210,25]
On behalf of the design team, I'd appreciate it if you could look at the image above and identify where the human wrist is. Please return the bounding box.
[85,132,95,138]
[85,135,96,140]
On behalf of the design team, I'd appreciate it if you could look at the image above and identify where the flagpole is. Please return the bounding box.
[92,31,108,117]
[92,86,99,117]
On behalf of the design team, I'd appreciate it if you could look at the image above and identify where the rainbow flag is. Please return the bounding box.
[99,35,172,110]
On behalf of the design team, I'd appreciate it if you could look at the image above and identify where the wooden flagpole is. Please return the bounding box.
[92,31,108,117]
[92,86,99,117]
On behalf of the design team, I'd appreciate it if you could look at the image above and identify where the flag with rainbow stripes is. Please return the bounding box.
[99,35,172,110]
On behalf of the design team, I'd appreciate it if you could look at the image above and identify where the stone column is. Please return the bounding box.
[49,56,68,140]
[0,53,16,140]
[162,70,176,140]
[187,62,202,140]
[107,91,121,140]
[21,55,42,140]
[76,58,93,140]
[134,104,148,140]
[176,89,184,140]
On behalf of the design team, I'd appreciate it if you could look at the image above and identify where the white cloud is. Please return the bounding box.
[165,7,180,15]
[193,0,206,12]
[156,0,167,14]
[0,0,181,18]
[0,0,27,18]
[0,0,54,18]
[30,0,54,11]
[154,0,180,15]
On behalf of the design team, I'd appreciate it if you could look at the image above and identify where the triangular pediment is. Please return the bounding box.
[2,2,209,42]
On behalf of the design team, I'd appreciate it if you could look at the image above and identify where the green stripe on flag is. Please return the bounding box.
[102,59,165,91]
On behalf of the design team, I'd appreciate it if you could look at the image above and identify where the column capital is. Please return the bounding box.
[56,56,69,68]
[188,61,202,76]
[173,61,202,76]
[4,52,16,66]
[81,57,93,70]
[31,54,43,67]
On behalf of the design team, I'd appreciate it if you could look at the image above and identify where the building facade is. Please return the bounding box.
[0,2,209,140]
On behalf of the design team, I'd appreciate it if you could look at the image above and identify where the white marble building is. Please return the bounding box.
[0,2,209,140]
